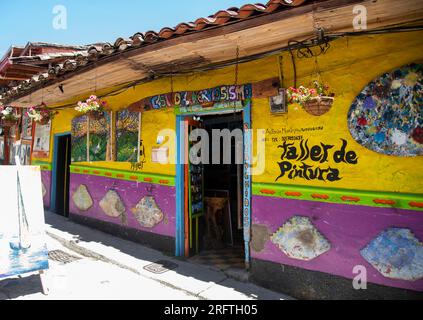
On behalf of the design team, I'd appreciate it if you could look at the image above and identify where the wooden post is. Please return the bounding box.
[4,127,10,165]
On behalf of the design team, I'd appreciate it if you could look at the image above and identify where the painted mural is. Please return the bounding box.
[116,110,140,162]
[71,115,88,162]
[348,63,423,157]
[89,112,111,161]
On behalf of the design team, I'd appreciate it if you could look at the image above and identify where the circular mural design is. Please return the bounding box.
[348,63,423,156]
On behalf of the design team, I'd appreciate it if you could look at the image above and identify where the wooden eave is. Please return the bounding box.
[6,0,423,107]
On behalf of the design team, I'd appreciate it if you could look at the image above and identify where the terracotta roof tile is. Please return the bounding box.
[0,0,309,103]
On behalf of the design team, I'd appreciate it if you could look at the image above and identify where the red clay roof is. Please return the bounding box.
[0,0,309,103]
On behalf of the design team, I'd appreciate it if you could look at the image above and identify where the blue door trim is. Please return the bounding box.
[175,116,185,257]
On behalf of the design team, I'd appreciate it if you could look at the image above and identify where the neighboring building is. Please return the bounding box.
[1,0,422,299]
[0,42,90,165]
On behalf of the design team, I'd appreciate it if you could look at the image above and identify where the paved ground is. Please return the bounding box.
[0,212,291,300]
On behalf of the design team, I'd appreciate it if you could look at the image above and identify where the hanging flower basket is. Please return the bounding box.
[27,103,56,125]
[287,81,335,116]
[86,109,104,121]
[75,95,107,120]
[303,96,334,116]
[1,106,20,127]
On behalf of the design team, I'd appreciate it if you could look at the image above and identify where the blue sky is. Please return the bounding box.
[0,0,254,56]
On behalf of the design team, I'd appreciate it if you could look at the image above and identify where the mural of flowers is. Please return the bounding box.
[348,63,423,156]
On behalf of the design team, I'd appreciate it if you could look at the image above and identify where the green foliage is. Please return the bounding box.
[117,131,138,162]
[71,136,87,162]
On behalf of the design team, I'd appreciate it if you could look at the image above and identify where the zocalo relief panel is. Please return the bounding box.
[361,227,423,281]
[271,216,331,261]
[99,189,127,224]
[131,196,164,228]
[72,184,93,211]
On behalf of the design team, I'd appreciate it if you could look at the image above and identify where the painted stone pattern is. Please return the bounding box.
[69,173,175,237]
[271,216,331,261]
[348,63,423,156]
[99,190,126,218]
[361,228,423,281]
[251,195,423,291]
[72,184,93,211]
[131,196,164,228]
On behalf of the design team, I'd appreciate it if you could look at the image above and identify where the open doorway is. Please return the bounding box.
[186,112,245,270]
[51,134,71,217]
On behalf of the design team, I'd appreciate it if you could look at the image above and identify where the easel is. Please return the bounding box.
[16,156,50,295]
[0,158,50,296]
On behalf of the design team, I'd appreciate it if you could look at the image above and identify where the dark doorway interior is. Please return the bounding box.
[53,134,71,217]
[188,112,245,270]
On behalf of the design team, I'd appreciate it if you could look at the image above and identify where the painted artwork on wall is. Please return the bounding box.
[71,115,88,162]
[32,121,51,159]
[89,112,111,161]
[0,166,49,279]
[361,227,423,281]
[348,63,423,156]
[116,110,140,162]
[21,109,33,141]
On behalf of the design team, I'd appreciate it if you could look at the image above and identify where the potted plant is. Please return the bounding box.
[0,106,21,127]
[287,81,335,116]
[75,95,107,120]
[26,103,57,125]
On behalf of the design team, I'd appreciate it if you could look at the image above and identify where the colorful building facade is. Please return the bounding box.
[2,0,423,299]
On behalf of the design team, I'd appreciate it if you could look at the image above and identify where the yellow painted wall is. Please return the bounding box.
[34,31,423,194]
[252,31,423,194]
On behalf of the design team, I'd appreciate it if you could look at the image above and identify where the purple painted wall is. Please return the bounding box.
[251,195,423,292]
[70,174,175,238]
[41,171,51,208]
